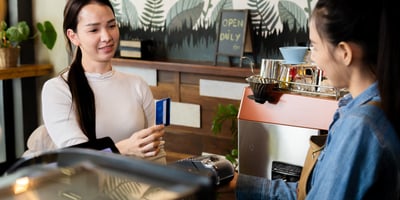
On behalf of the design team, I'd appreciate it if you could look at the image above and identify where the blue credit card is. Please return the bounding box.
[155,97,170,126]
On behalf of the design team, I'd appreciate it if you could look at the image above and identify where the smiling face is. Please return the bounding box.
[309,18,351,89]
[67,3,119,70]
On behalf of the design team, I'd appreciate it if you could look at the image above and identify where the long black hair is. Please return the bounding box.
[312,0,400,136]
[62,0,115,140]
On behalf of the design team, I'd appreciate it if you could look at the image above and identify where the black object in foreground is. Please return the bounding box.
[170,155,235,187]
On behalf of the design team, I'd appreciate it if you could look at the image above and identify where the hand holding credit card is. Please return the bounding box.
[155,97,170,126]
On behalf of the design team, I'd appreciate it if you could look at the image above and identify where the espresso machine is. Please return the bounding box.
[240,60,341,180]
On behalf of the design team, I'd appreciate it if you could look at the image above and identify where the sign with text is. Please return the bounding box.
[214,9,253,66]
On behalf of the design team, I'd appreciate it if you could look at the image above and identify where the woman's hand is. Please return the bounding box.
[217,171,238,193]
[116,124,165,158]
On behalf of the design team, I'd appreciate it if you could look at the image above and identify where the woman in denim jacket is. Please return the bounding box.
[221,0,400,199]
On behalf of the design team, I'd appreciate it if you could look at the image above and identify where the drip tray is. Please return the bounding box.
[271,161,303,182]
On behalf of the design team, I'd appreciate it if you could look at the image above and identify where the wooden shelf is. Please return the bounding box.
[112,58,257,78]
[0,63,53,162]
[0,64,53,80]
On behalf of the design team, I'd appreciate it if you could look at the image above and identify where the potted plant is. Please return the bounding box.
[0,20,57,68]
[211,103,239,169]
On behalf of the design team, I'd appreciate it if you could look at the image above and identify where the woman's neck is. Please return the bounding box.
[348,67,376,98]
[81,58,112,74]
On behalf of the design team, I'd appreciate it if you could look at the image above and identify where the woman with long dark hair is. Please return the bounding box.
[221,0,400,199]
[41,0,166,163]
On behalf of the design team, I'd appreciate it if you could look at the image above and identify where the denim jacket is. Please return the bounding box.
[236,82,400,199]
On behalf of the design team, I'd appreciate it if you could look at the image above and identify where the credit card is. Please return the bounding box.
[155,97,170,126]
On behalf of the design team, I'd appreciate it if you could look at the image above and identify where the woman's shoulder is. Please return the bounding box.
[355,101,386,123]
[44,73,66,85]
[346,101,397,144]
[342,98,383,121]
[42,73,69,93]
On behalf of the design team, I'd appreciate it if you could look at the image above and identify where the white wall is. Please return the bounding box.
[33,0,69,74]
[32,0,69,127]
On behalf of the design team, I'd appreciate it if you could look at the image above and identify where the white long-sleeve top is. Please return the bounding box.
[41,69,155,148]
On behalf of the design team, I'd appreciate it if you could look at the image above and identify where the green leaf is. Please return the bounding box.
[16,21,30,40]
[0,21,7,31]
[211,103,238,135]
[211,104,239,166]
[225,149,238,167]
[36,21,57,50]
[231,148,238,157]
[6,21,30,46]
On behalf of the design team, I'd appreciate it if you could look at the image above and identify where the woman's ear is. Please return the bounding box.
[336,41,353,66]
[67,29,80,46]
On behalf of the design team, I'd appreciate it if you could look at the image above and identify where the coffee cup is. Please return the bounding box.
[260,59,283,80]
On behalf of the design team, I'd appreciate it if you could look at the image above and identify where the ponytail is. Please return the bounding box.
[62,48,96,140]
[377,1,400,136]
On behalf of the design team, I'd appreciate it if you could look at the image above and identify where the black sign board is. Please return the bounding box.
[214,9,253,66]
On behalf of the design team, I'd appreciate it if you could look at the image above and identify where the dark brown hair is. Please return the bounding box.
[62,0,115,140]
[312,0,400,136]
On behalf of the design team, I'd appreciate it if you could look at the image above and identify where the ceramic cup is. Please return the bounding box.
[279,46,308,64]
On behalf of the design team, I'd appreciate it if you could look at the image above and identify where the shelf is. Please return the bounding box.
[112,58,257,78]
[0,64,53,80]
[0,63,53,162]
